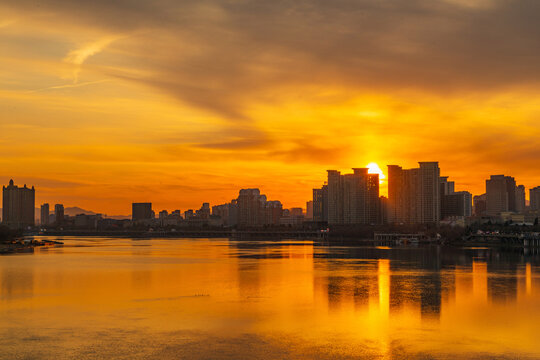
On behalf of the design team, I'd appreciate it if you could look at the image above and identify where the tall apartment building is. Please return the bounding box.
[132,202,153,221]
[54,204,65,225]
[440,176,472,219]
[531,186,540,211]
[327,170,342,224]
[387,162,440,225]
[442,191,473,218]
[306,201,313,220]
[212,204,231,226]
[2,179,35,229]
[440,177,455,196]
[485,175,517,216]
[312,185,328,222]
[325,168,379,225]
[236,189,282,227]
[515,185,526,213]
[40,203,50,225]
[473,194,487,216]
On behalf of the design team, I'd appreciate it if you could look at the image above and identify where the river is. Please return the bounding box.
[1,237,539,359]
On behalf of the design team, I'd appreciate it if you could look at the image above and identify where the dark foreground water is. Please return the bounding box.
[1,237,540,359]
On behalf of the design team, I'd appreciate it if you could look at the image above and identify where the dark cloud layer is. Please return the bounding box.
[7,0,540,119]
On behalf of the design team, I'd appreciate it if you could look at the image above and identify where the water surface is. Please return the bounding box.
[1,237,539,359]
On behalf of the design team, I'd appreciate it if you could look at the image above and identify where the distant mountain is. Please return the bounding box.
[64,207,97,216]
[64,207,131,220]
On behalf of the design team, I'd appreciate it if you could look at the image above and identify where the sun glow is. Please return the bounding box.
[367,162,385,182]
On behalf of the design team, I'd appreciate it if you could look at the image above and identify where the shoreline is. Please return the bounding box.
[21,231,540,250]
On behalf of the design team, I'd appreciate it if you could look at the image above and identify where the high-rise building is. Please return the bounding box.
[184,209,194,220]
[387,162,440,225]
[327,170,342,224]
[442,191,472,218]
[439,176,472,219]
[237,189,265,227]
[515,185,526,213]
[290,208,303,217]
[306,201,313,220]
[473,194,487,216]
[54,204,64,225]
[159,210,168,219]
[485,175,517,216]
[440,177,455,196]
[2,180,35,229]
[196,203,211,219]
[366,172,380,224]
[531,186,540,211]
[212,204,230,225]
[266,201,284,225]
[132,202,152,221]
[379,196,388,224]
[236,189,282,227]
[40,203,50,225]
[313,185,328,222]
[325,168,380,225]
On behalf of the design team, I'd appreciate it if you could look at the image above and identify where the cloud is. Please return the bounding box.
[268,141,352,164]
[7,0,540,119]
[64,35,122,82]
[2,0,540,209]
[29,79,111,92]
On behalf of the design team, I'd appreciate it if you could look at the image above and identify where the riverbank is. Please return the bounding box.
[0,238,64,255]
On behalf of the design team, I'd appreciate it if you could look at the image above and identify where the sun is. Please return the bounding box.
[366,162,385,184]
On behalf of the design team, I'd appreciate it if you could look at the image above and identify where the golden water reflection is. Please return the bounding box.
[0,237,539,359]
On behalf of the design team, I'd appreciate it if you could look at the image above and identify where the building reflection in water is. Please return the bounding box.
[313,245,539,324]
[1,238,540,359]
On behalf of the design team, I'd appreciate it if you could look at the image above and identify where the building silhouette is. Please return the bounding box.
[211,189,284,227]
[54,204,64,225]
[132,202,152,221]
[237,189,265,227]
[474,194,487,216]
[196,203,211,219]
[2,179,35,229]
[486,175,517,216]
[515,185,526,213]
[442,192,472,218]
[387,162,440,225]
[440,176,472,219]
[306,200,313,220]
[40,203,50,225]
[531,186,540,211]
[325,168,379,225]
[312,185,328,222]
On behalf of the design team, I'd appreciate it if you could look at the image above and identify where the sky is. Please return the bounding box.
[1,0,540,215]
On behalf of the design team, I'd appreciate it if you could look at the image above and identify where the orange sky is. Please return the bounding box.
[1,0,540,215]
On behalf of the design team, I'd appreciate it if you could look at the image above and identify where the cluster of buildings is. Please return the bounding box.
[130,188,306,228]
[473,176,540,225]
[2,164,540,230]
[312,163,473,226]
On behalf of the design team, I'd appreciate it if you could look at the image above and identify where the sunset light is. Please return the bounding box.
[367,162,386,183]
[1,2,540,359]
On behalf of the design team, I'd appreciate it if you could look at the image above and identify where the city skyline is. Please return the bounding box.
[2,1,540,215]
[2,161,538,222]
[2,162,538,216]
